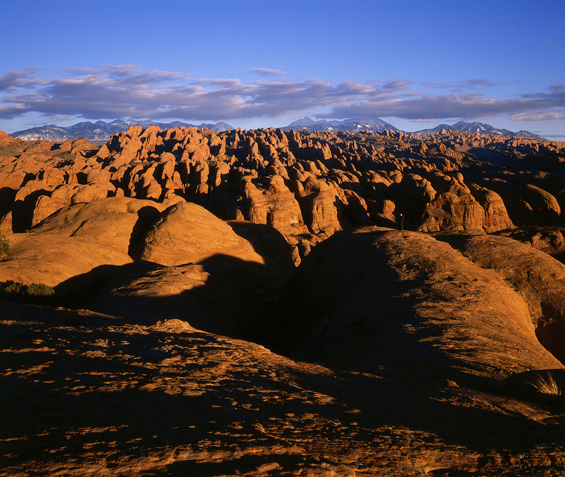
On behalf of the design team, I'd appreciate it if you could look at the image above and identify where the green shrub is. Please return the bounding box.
[0,280,56,303]
[293,232,313,240]
[26,282,56,297]
[2,281,24,295]
[0,233,9,258]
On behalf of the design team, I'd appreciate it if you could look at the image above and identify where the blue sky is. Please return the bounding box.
[1,0,564,138]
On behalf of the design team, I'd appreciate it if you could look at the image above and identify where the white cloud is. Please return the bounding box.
[249,68,289,77]
[0,65,564,127]
[509,111,565,121]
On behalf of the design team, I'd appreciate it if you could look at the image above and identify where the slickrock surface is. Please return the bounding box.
[273,228,563,379]
[137,201,265,267]
[434,233,565,364]
[30,197,167,255]
[2,128,565,475]
[2,304,565,476]
[0,232,133,290]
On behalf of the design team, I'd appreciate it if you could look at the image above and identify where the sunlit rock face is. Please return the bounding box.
[2,128,565,476]
[2,126,565,245]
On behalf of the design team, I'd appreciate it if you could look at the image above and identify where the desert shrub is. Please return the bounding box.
[2,281,25,295]
[293,232,313,240]
[0,233,9,258]
[530,371,562,396]
[26,282,56,297]
[0,280,56,303]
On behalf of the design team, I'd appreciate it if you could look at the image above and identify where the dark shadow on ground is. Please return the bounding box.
[2,304,565,475]
[3,229,565,474]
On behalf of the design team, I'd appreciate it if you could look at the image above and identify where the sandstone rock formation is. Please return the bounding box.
[31,197,167,255]
[436,233,565,364]
[3,126,563,261]
[2,128,565,476]
[0,232,132,292]
[273,228,562,380]
[3,229,565,475]
[137,201,266,267]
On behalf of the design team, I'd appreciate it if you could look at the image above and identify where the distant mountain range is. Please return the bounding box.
[285,117,544,140]
[8,117,544,143]
[10,119,234,143]
[413,120,544,140]
[282,116,399,134]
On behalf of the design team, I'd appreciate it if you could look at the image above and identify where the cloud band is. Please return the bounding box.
[0,65,563,125]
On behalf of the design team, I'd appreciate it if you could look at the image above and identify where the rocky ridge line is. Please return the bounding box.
[1,127,565,264]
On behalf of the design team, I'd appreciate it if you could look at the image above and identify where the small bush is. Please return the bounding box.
[26,282,56,297]
[0,280,56,303]
[530,371,562,396]
[0,233,9,258]
[293,232,313,240]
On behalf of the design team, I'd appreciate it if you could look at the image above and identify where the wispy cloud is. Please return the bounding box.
[249,67,289,77]
[0,65,564,126]
[509,111,565,121]
[0,69,45,92]
[323,94,525,121]
[462,78,504,88]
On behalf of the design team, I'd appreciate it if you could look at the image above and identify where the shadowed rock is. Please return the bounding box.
[274,228,562,381]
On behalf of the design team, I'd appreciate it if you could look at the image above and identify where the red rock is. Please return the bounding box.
[0,130,15,145]
[298,180,350,235]
[419,190,485,232]
[500,185,563,227]
[239,175,307,235]
[469,184,514,232]
[32,197,167,255]
[438,233,565,364]
[31,185,79,226]
[0,232,132,288]
[275,227,562,377]
[139,201,266,267]
[0,170,27,190]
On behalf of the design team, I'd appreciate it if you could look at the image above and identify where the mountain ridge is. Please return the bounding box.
[281,116,399,133]
[7,117,545,142]
[413,120,544,140]
[10,119,234,143]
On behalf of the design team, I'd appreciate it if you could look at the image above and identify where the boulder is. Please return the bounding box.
[32,197,167,255]
[138,202,265,267]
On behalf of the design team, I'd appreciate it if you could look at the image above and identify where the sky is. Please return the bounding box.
[1,0,564,139]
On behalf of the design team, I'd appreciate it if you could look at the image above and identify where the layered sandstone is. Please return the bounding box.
[2,128,565,476]
[2,127,563,262]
